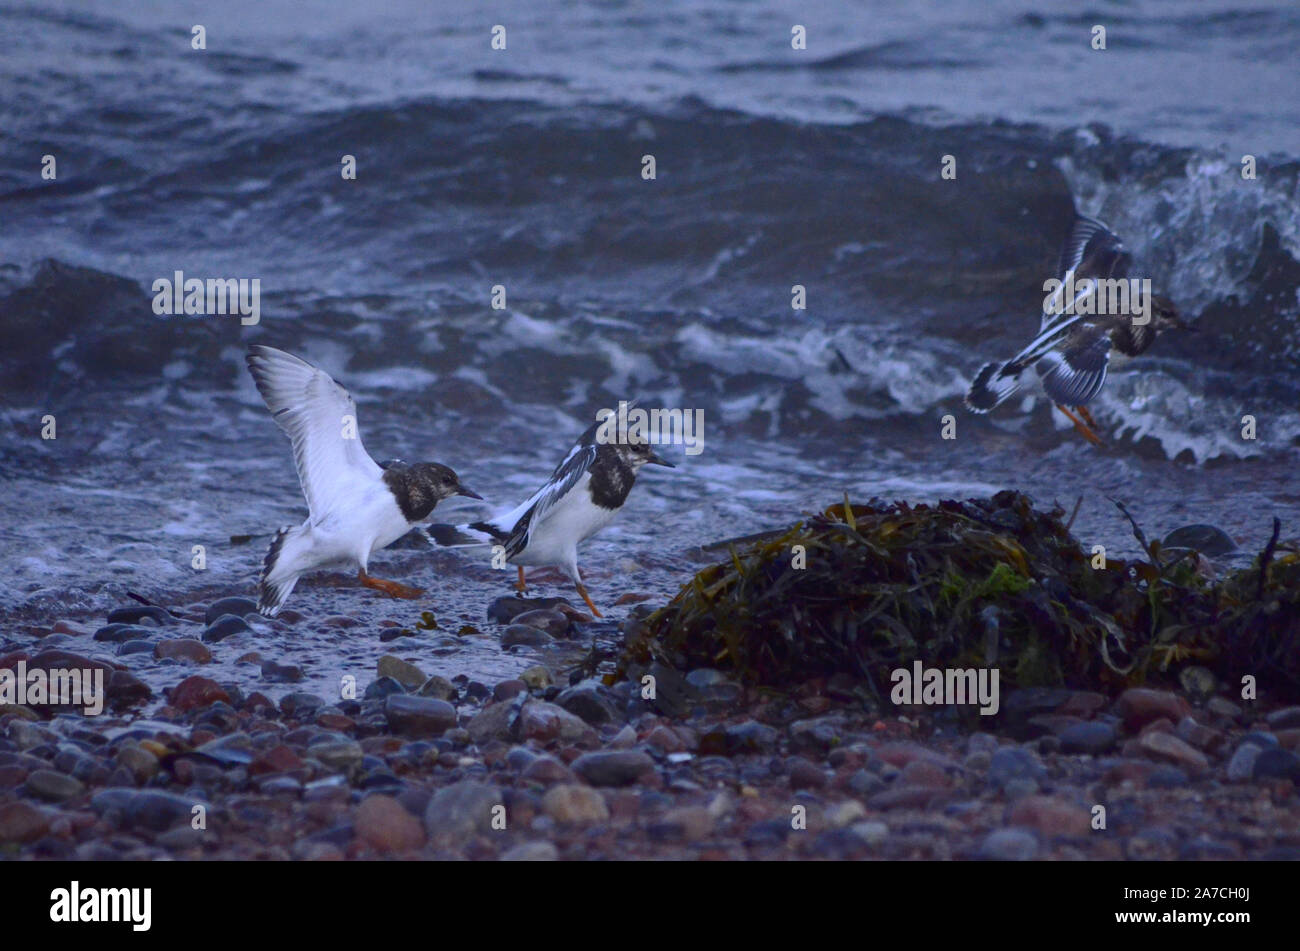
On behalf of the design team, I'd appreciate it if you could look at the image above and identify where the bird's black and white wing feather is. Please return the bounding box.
[1034,324,1112,406]
[500,419,603,557]
[246,345,382,523]
[1041,215,1130,331]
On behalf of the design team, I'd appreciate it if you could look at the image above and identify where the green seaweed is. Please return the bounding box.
[618,491,1300,698]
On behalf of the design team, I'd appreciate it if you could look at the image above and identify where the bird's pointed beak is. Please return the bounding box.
[456,485,484,500]
[647,452,676,468]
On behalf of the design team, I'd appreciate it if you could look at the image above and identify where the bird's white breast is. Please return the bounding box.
[513,474,617,566]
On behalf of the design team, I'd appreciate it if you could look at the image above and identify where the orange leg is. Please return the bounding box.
[1056,404,1105,447]
[575,582,603,618]
[359,570,424,599]
[514,565,527,593]
[1076,404,1099,430]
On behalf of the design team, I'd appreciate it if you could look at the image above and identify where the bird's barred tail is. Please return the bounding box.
[257,524,305,617]
[426,522,503,549]
[965,360,1023,413]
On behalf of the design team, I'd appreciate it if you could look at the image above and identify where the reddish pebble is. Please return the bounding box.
[355,795,426,853]
[1116,688,1191,732]
[170,675,230,711]
[250,744,305,776]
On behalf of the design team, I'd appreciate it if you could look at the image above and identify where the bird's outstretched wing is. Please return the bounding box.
[1041,215,1130,331]
[1034,324,1112,405]
[246,345,382,523]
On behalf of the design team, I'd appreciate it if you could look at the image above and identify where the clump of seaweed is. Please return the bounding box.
[619,491,1300,698]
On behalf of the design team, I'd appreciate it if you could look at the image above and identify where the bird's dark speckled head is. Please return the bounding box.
[613,439,676,470]
[382,461,481,523]
[1150,295,1187,332]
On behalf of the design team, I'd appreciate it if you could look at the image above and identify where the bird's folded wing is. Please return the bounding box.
[504,443,598,557]
[246,345,382,523]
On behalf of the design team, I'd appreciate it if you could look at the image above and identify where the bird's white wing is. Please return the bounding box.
[246,345,382,523]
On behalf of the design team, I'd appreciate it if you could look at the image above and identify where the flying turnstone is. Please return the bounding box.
[964,215,1188,445]
[245,345,481,617]
[427,415,676,617]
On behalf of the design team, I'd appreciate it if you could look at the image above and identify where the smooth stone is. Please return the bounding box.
[8,721,55,750]
[384,695,457,737]
[0,801,50,843]
[364,676,406,701]
[35,634,80,650]
[260,660,303,683]
[25,768,84,803]
[1116,688,1191,732]
[555,680,623,725]
[788,717,841,754]
[355,794,426,852]
[116,639,156,656]
[1138,732,1209,773]
[108,605,175,626]
[1146,765,1189,788]
[487,596,569,625]
[493,679,528,702]
[168,676,230,711]
[520,755,576,786]
[848,769,886,797]
[203,614,252,643]
[1007,795,1090,837]
[541,784,610,824]
[1059,721,1117,755]
[1252,748,1300,782]
[701,720,779,755]
[1266,707,1300,731]
[1162,524,1236,556]
[93,624,155,644]
[155,638,212,663]
[418,675,457,701]
[658,805,714,840]
[1206,697,1242,721]
[987,747,1046,791]
[849,820,890,847]
[249,744,305,775]
[312,740,364,772]
[467,700,522,744]
[106,670,152,707]
[422,780,503,841]
[194,732,255,765]
[519,666,553,690]
[205,597,259,625]
[377,655,426,689]
[501,841,560,861]
[571,751,656,787]
[1226,744,1262,782]
[501,625,551,648]
[518,700,595,744]
[510,609,570,638]
[114,746,160,784]
[90,788,205,832]
[978,828,1040,861]
[280,692,324,717]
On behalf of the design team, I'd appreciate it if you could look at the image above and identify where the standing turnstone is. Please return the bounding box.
[427,414,676,617]
[964,215,1188,445]
[245,345,481,616]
